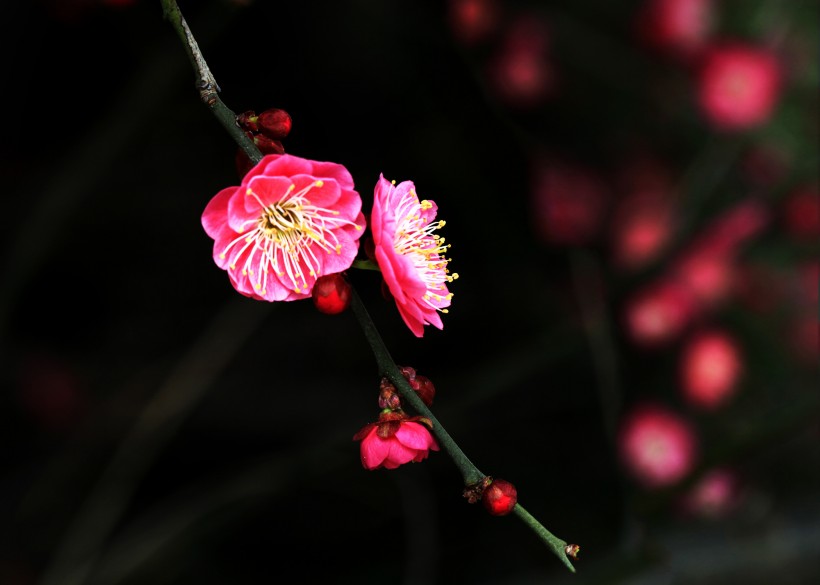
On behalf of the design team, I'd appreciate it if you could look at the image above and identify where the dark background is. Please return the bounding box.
[1,1,817,584]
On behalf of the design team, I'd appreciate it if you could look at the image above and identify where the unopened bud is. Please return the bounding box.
[564,544,580,560]
[482,478,518,516]
[236,110,259,132]
[253,134,285,155]
[378,381,402,411]
[311,273,351,315]
[413,374,436,406]
[398,366,435,406]
[258,108,292,140]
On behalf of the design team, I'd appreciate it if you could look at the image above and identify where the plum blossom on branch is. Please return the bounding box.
[371,175,458,337]
[202,154,366,301]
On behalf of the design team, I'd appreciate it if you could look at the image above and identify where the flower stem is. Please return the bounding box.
[161,0,577,572]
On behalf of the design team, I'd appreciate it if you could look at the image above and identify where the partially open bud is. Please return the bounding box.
[482,478,518,516]
[311,273,352,314]
[258,108,292,140]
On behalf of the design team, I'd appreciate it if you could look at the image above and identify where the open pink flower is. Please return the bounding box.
[353,416,439,470]
[202,154,366,301]
[371,175,457,337]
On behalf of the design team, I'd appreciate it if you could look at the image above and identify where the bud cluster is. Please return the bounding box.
[352,366,440,470]
[235,107,293,178]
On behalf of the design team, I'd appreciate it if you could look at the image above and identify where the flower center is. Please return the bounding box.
[218,180,360,296]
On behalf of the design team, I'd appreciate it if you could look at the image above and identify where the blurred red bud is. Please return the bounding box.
[611,189,676,270]
[487,15,554,109]
[447,0,500,46]
[782,183,820,242]
[636,0,714,60]
[531,157,608,246]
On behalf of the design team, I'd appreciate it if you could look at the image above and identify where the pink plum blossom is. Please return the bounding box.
[202,154,366,301]
[353,417,439,470]
[371,175,457,337]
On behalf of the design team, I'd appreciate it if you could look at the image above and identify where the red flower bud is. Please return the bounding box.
[253,134,285,155]
[564,543,580,560]
[258,108,293,140]
[399,365,417,381]
[398,366,436,406]
[236,110,259,132]
[482,478,518,516]
[413,374,436,406]
[311,273,351,314]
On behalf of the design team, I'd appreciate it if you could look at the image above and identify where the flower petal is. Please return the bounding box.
[309,160,356,190]
[245,176,295,211]
[383,440,418,469]
[360,431,390,470]
[395,422,435,450]
[202,186,235,238]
